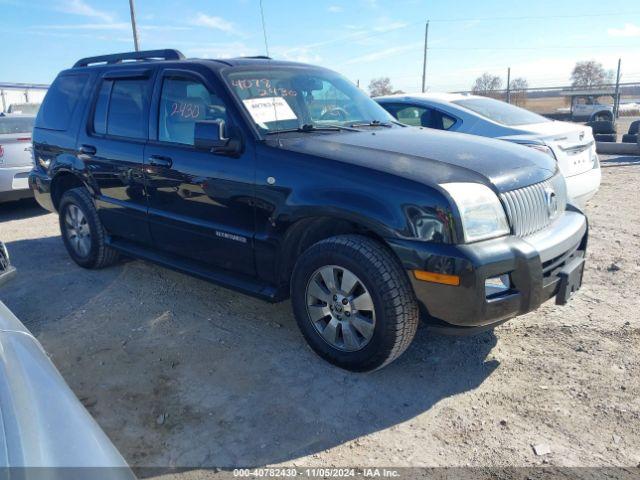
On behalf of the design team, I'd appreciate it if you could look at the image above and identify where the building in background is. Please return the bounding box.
[0,83,49,114]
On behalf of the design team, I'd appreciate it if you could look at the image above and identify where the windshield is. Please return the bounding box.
[0,116,35,134]
[453,97,549,126]
[224,67,394,133]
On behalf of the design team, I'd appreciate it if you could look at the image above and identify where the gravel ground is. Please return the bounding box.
[0,156,639,474]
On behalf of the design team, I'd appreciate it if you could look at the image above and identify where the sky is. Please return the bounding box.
[1,0,639,93]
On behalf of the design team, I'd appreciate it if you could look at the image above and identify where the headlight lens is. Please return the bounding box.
[440,183,510,243]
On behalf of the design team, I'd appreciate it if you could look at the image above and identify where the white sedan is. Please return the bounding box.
[376,93,601,208]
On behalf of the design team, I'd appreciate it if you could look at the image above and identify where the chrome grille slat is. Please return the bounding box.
[500,174,567,238]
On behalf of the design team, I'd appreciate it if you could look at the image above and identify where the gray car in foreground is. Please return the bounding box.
[0,115,35,202]
[0,242,134,478]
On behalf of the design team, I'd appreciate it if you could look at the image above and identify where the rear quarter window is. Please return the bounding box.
[35,74,89,131]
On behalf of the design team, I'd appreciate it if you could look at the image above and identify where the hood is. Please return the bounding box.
[274,126,556,192]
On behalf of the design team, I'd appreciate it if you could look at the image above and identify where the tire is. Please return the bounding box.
[621,133,638,144]
[587,120,616,135]
[58,187,119,269]
[592,111,613,122]
[291,234,419,372]
[594,133,617,143]
[628,120,640,135]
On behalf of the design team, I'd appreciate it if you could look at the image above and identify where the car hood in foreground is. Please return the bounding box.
[274,126,557,192]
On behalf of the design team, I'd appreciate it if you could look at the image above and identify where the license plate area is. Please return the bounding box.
[556,256,585,305]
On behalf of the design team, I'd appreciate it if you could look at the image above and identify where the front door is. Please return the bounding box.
[144,68,255,275]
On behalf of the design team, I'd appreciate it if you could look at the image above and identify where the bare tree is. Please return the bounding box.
[571,60,614,87]
[368,77,403,97]
[471,73,503,98]
[509,77,529,106]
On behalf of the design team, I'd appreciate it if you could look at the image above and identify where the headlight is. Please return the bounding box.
[523,143,556,159]
[440,183,510,243]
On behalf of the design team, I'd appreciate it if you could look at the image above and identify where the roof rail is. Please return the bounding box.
[73,49,185,68]
[242,55,272,60]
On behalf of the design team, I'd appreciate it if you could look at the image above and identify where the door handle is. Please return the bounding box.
[79,144,97,155]
[148,155,173,168]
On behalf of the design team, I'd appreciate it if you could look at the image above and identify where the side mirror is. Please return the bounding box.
[194,120,242,156]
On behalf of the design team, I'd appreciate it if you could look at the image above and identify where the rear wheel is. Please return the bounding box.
[291,235,419,371]
[59,187,119,269]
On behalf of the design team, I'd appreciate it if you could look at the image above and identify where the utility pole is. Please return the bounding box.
[506,67,511,104]
[421,21,429,93]
[614,58,621,119]
[128,0,140,52]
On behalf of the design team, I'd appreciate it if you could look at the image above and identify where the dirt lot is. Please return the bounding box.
[0,156,639,474]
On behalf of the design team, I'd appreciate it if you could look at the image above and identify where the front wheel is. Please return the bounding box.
[291,235,419,371]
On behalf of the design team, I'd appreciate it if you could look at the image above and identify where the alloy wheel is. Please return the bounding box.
[305,265,376,352]
[64,204,91,257]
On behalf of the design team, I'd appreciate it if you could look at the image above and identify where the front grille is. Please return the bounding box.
[500,174,567,237]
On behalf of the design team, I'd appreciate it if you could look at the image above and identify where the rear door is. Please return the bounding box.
[144,67,256,275]
[77,69,154,245]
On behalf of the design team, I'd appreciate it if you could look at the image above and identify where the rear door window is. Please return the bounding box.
[92,77,150,140]
[35,74,89,131]
[385,103,457,130]
[392,105,427,126]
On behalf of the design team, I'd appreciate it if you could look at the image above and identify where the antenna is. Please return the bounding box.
[259,0,270,57]
[258,0,282,146]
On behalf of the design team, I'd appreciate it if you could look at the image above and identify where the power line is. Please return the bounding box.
[428,44,639,51]
[428,11,640,23]
[291,11,640,53]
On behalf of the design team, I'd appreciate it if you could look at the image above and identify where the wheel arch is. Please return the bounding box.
[590,110,614,121]
[276,215,401,290]
[50,170,87,211]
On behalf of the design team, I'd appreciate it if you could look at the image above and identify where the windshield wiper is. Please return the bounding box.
[349,120,393,128]
[265,123,359,134]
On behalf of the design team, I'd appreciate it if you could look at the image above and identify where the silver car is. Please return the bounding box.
[376,93,601,208]
[0,242,134,476]
[0,115,35,202]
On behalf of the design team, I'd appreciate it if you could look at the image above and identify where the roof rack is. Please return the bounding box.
[73,49,185,68]
[241,55,272,60]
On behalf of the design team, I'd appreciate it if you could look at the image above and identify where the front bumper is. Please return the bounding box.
[387,209,588,330]
[0,165,33,201]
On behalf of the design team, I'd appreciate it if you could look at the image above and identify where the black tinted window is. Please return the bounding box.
[36,74,88,131]
[106,79,148,139]
[158,77,227,145]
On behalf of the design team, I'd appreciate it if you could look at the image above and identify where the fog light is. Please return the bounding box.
[485,274,511,297]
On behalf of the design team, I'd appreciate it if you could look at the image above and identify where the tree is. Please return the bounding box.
[509,77,529,106]
[571,60,614,87]
[368,77,403,97]
[471,73,503,97]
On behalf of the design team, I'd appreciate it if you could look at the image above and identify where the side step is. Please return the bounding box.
[107,238,282,302]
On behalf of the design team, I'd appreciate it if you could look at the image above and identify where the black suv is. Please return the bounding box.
[29,50,588,371]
